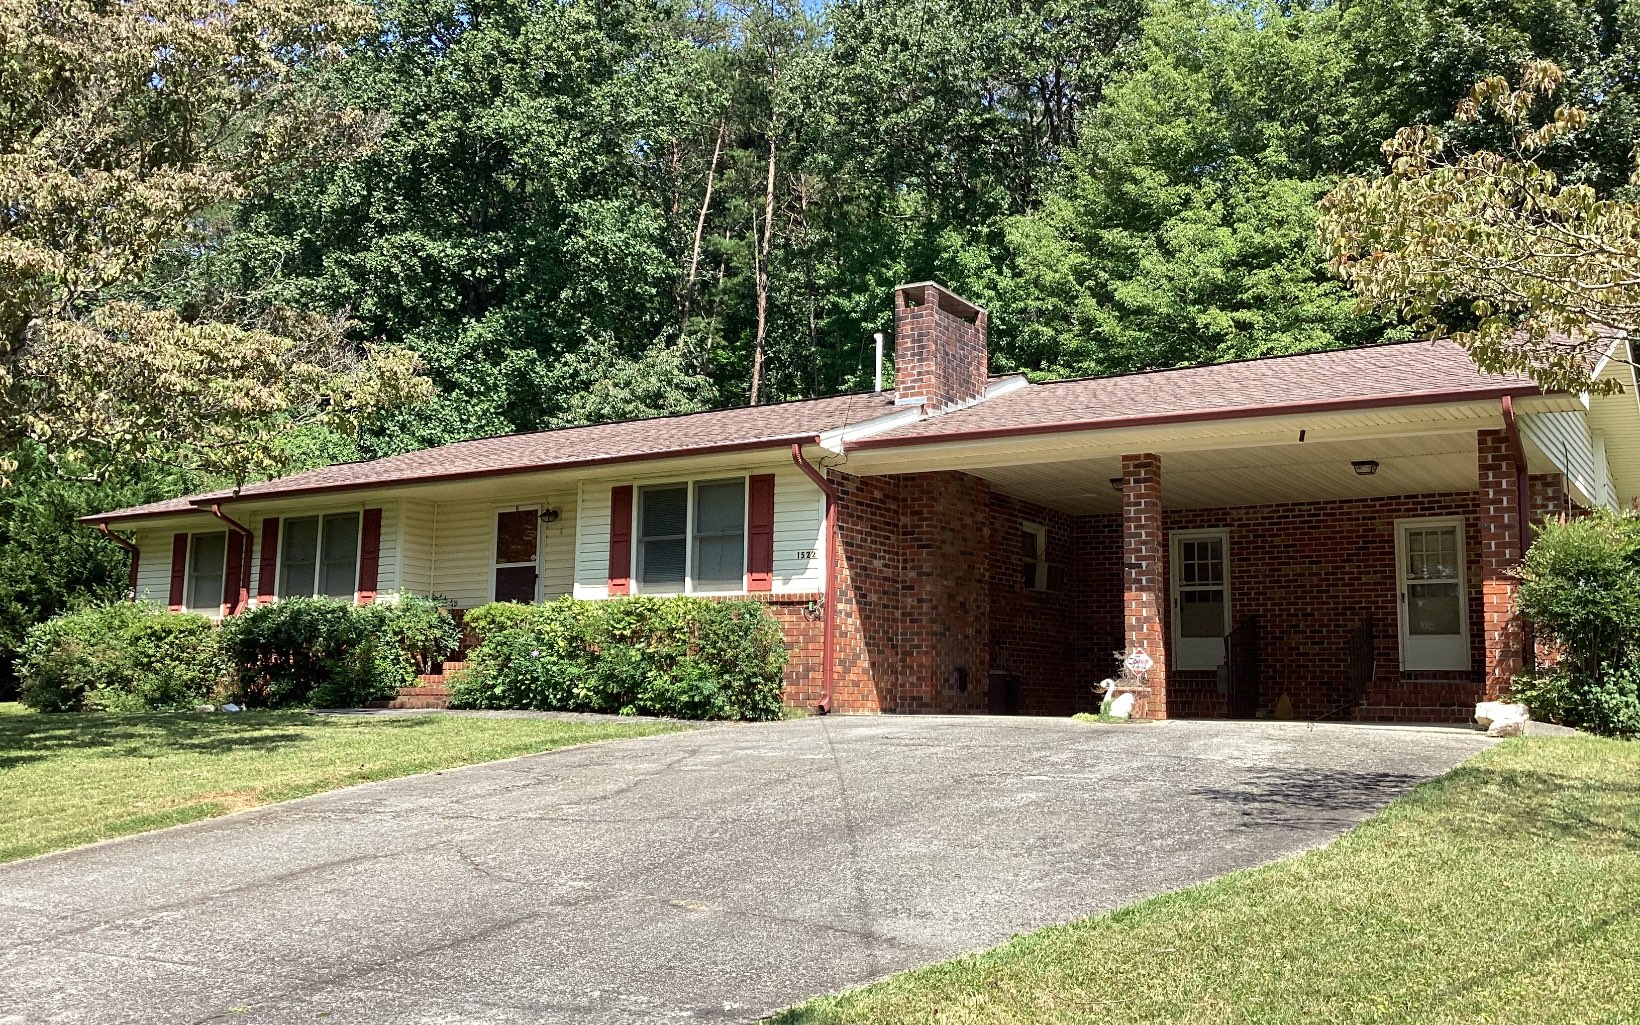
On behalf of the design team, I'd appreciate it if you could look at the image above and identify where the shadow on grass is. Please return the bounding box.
[0,709,454,771]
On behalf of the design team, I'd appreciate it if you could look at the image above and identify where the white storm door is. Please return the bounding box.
[1171,529,1230,671]
[1396,518,1469,671]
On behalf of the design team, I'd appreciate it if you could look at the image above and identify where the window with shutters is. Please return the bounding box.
[185,532,228,613]
[278,512,361,599]
[633,478,748,594]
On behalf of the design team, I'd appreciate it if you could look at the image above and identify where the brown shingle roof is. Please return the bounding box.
[854,340,1547,448]
[86,391,901,522]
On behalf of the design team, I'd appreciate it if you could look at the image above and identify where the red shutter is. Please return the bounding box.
[168,533,189,611]
[222,531,244,616]
[608,485,634,595]
[357,508,383,605]
[747,473,776,592]
[237,533,253,613]
[257,518,280,603]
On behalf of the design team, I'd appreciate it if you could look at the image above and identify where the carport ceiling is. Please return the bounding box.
[971,432,1480,514]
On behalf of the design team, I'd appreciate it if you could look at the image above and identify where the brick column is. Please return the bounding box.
[1122,453,1167,718]
[1478,430,1525,699]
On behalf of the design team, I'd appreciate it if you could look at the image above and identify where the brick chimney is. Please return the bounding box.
[892,282,989,411]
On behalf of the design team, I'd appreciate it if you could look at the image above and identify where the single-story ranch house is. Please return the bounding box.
[85,284,1640,721]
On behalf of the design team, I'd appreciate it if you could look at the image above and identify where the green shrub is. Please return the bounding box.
[450,596,787,720]
[18,603,225,712]
[221,595,461,709]
[1514,511,1640,736]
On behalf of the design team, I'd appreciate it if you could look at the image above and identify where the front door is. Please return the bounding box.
[1396,518,1469,671]
[494,508,540,603]
[1171,529,1230,671]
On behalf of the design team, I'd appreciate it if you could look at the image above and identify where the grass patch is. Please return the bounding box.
[0,702,683,863]
[778,736,1640,1025]
[1071,712,1143,724]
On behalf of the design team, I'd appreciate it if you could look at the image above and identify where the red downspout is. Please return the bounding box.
[97,523,140,598]
[1500,396,1535,668]
[791,443,838,714]
[209,503,255,616]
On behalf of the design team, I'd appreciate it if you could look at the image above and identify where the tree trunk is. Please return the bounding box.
[749,129,776,406]
[680,116,726,333]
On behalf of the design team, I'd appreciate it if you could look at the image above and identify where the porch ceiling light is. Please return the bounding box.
[1109,477,1124,492]
[1351,460,1380,477]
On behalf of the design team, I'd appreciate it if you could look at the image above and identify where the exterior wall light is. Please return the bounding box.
[1109,477,1124,492]
[1351,460,1380,476]
[540,508,561,523]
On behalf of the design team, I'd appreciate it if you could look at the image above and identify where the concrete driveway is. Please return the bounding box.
[0,716,1489,1024]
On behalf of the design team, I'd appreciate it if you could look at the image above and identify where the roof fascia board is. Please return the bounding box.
[836,402,1519,476]
[817,406,927,451]
[848,384,1556,454]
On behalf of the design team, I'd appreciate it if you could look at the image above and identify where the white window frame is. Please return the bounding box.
[490,504,542,603]
[1395,516,1471,672]
[1170,528,1231,671]
[629,475,751,597]
[184,530,229,616]
[275,508,365,602]
[1020,522,1049,592]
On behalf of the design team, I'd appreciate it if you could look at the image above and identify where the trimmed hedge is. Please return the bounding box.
[221,595,461,709]
[1513,511,1640,737]
[18,603,227,712]
[18,595,461,713]
[449,596,787,720]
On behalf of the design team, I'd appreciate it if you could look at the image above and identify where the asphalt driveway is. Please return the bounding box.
[0,716,1490,1024]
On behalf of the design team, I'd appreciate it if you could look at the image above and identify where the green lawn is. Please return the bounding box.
[778,736,1640,1025]
[0,702,683,863]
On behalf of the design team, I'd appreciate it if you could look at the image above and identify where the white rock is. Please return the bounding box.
[1476,701,1528,736]
[221,702,242,713]
[1108,692,1136,719]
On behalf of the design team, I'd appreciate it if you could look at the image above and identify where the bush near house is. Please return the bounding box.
[18,603,227,712]
[450,596,787,720]
[1513,511,1640,737]
[221,595,461,709]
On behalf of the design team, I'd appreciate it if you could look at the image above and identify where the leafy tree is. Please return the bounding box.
[0,0,430,485]
[216,0,722,451]
[994,0,1394,377]
[1321,60,1640,393]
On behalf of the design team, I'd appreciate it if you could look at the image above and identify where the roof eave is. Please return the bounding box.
[80,434,825,524]
[847,384,1556,452]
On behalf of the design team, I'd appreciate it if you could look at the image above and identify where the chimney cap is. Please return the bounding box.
[895,281,987,321]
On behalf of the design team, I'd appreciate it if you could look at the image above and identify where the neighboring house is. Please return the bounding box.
[84,283,1640,722]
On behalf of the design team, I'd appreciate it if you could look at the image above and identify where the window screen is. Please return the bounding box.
[1177,536,1227,639]
[278,517,320,598]
[186,532,228,613]
[320,513,360,598]
[639,485,688,590]
[279,513,360,599]
[693,479,745,590]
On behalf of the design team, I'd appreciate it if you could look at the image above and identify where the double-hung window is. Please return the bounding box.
[636,478,746,593]
[278,512,361,599]
[186,532,228,613]
[1020,523,1048,591]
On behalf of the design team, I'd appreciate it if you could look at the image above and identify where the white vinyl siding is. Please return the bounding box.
[428,491,576,608]
[1519,410,1610,510]
[400,500,435,597]
[132,529,176,607]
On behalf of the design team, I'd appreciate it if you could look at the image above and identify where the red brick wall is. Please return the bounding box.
[1167,492,1488,721]
[831,470,900,712]
[987,494,1106,716]
[1478,430,1525,700]
[1122,454,1168,717]
[892,284,989,410]
[899,472,992,711]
